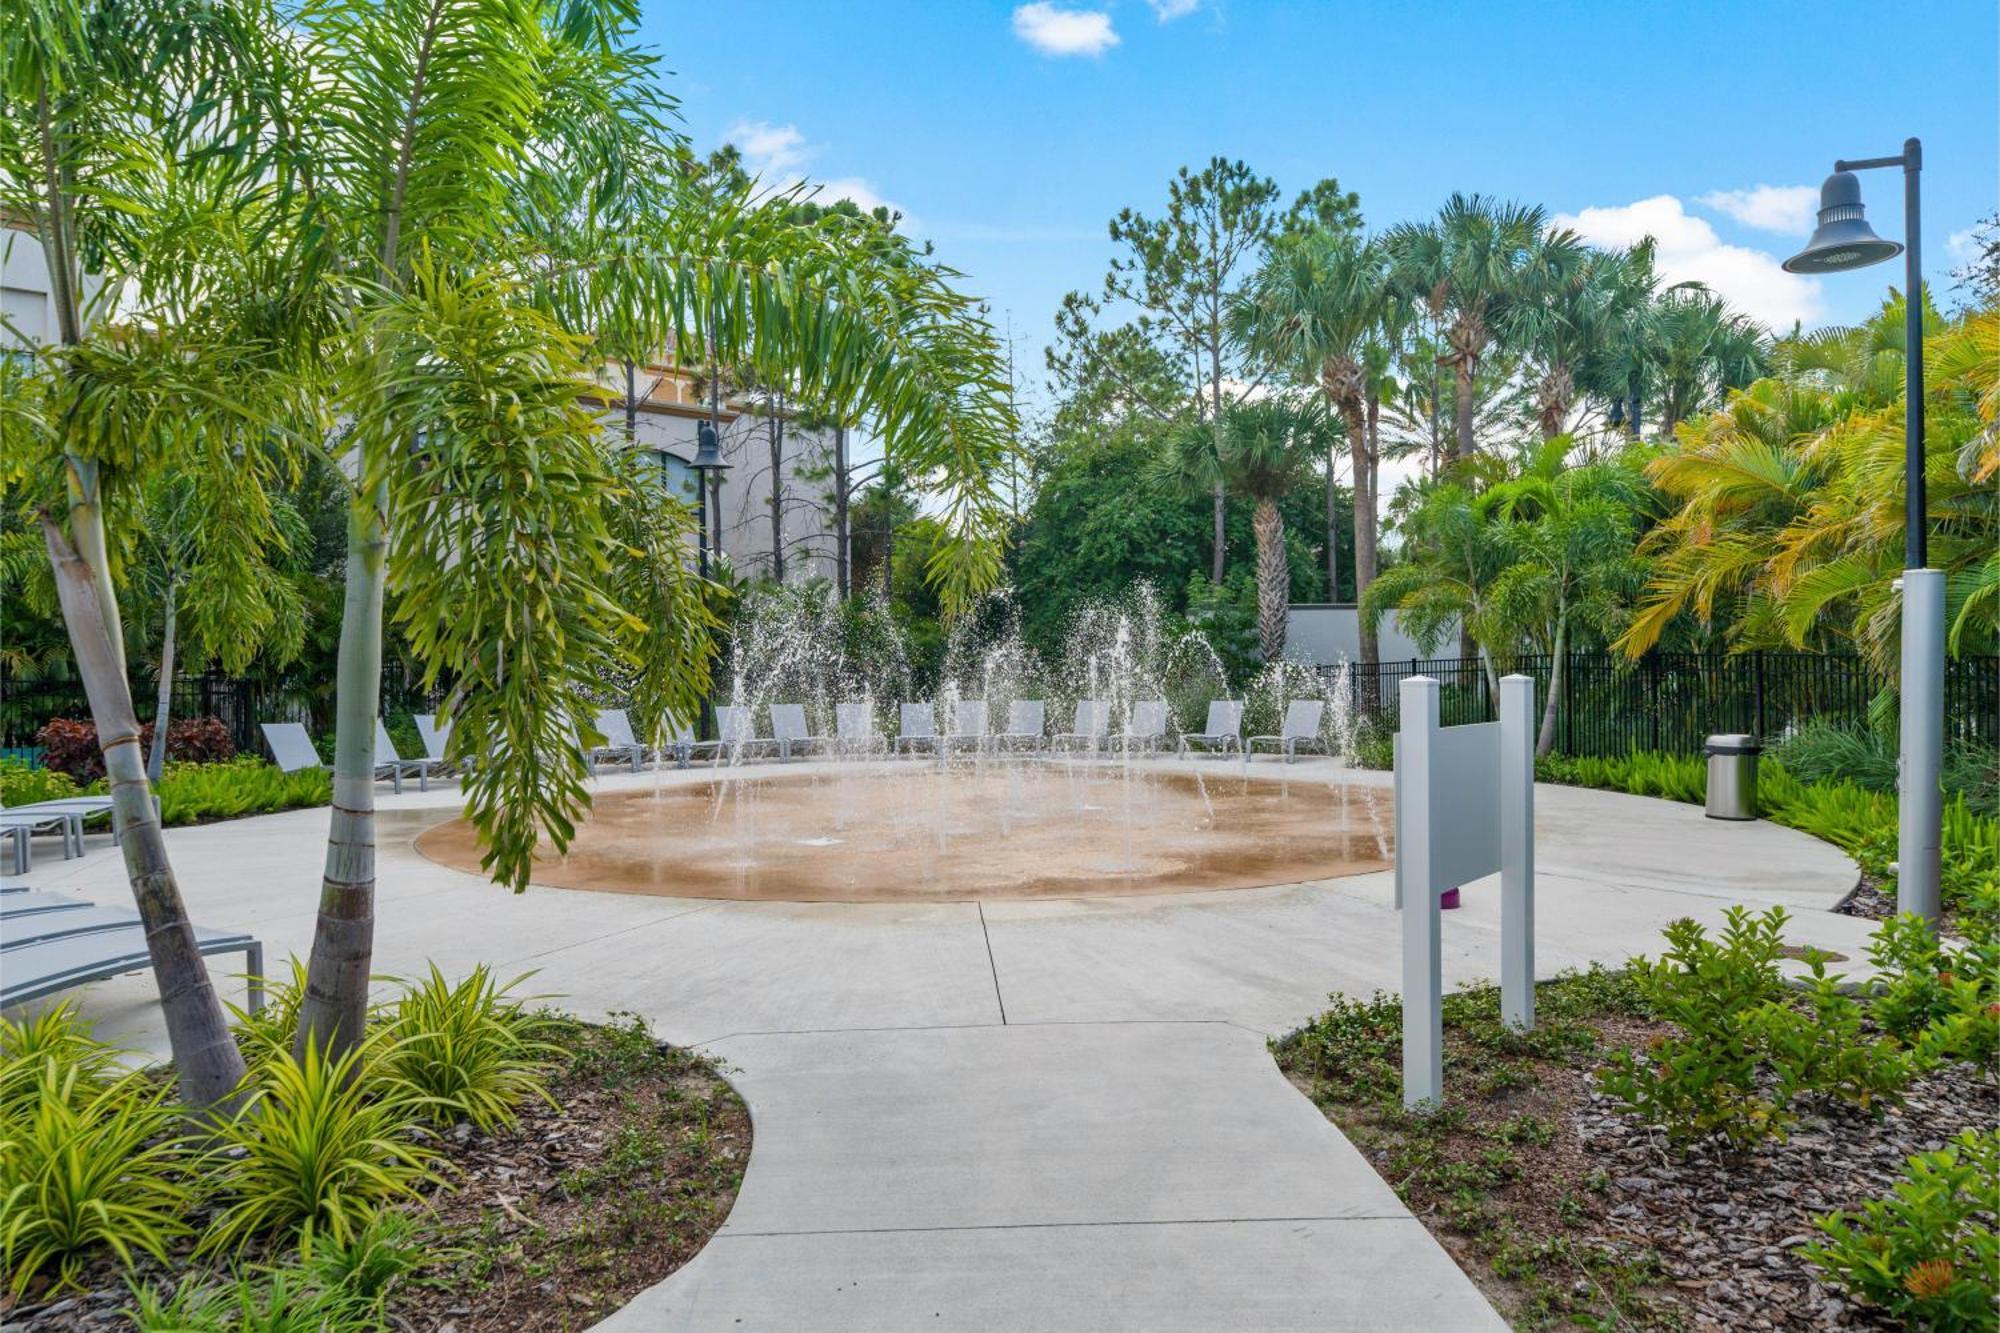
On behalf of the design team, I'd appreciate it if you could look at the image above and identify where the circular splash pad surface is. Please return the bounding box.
[415,765,1393,902]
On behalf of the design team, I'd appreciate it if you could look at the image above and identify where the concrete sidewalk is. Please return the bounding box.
[10,761,1861,1330]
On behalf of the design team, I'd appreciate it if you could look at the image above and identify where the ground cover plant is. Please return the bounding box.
[0,981,748,1331]
[1274,905,1999,1330]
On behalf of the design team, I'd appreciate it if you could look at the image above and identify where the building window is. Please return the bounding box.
[653,450,699,505]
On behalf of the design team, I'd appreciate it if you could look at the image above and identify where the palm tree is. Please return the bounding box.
[1649,290,1769,434]
[1508,244,1650,439]
[1156,399,1333,661]
[1,0,316,1108]
[271,0,1022,1063]
[1386,195,1571,464]
[1360,479,1518,701]
[1232,230,1392,663]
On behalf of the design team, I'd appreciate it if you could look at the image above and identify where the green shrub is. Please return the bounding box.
[1868,896,2000,1067]
[1804,1129,2000,1331]
[379,964,558,1131]
[1351,719,1394,770]
[1596,907,1791,1149]
[153,758,333,826]
[1273,990,1402,1102]
[1773,718,1998,816]
[0,755,81,806]
[0,1061,200,1294]
[1599,909,1924,1148]
[298,1209,433,1311]
[204,1033,441,1256]
[227,955,316,1067]
[1755,954,1915,1117]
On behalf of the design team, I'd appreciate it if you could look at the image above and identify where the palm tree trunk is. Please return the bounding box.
[1452,359,1476,463]
[768,400,784,582]
[1537,364,1572,440]
[42,515,247,1112]
[833,424,849,599]
[1210,481,1227,582]
[148,578,178,782]
[295,479,388,1064]
[1536,611,1567,757]
[1210,343,1227,582]
[1356,385,1382,673]
[1324,449,1340,602]
[1252,498,1288,662]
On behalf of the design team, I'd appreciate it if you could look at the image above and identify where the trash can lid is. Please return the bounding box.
[1705,734,1760,754]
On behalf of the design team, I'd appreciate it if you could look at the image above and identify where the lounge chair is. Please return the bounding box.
[998,700,1047,751]
[945,699,989,752]
[659,717,696,768]
[1052,699,1109,755]
[0,886,264,1013]
[0,824,26,876]
[768,704,825,760]
[689,706,779,764]
[896,702,938,755]
[1116,699,1169,756]
[835,702,889,756]
[585,708,649,774]
[1178,700,1245,757]
[264,720,423,794]
[0,804,93,861]
[1248,699,1328,763]
[377,722,443,791]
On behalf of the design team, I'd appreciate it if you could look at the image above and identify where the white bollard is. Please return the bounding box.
[1499,675,1536,1032]
[1898,569,1945,923]
[1397,676,1443,1111]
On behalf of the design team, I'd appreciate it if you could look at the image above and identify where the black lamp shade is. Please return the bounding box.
[692,420,729,473]
[1783,171,1903,274]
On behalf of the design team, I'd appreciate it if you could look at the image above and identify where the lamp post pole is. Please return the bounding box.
[1786,139,1939,922]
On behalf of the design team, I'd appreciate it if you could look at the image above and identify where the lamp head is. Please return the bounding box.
[692,420,729,473]
[1783,171,1903,274]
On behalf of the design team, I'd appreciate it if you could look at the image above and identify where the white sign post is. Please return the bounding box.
[1394,674,1537,1110]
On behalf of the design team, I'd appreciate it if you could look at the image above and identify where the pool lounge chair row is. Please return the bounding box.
[0,882,264,1013]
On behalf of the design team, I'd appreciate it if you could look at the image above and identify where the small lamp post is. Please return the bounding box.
[691,419,730,580]
[1783,138,1941,923]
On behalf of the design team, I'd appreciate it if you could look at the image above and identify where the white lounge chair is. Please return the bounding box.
[659,717,696,768]
[1052,699,1109,754]
[769,704,823,760]
[1117,699,1169,756]
[2,801,102,861]
[0,885,264,1013]
[689,705,780,763]
[264,720,423,793]
[376,722,443,791]
[1178,700,1245,757]
[835,702,889,756]
[1248,699,1328,763]
[998,700,1047,751]
[896,702,938,755]
[0,824,26,875]
[585,708,649,773]
[946,699,989,752]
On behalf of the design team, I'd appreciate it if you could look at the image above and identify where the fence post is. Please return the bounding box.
[1649,655,1661,752]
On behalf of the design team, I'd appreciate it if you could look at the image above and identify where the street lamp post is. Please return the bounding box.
[1783,138,1942,923]
[691,419,728,580]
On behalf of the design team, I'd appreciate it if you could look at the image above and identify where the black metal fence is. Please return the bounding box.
[1332,652,1999,757]
[1,662,441,759]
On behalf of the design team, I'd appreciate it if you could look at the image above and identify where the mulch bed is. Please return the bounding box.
[1275,981,1996,1331]
[5,1015,749,1333]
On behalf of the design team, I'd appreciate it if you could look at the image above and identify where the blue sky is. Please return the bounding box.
[644,1,1997,411]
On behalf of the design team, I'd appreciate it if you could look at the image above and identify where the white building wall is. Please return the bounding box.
[1285,604,1446,666]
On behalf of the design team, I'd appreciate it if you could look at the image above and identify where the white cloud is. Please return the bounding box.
[1012,2,1119,56]
[725,120,809,177]
[1695,183,1819,235]
[1555,195,1826,331]
[1147,0,1200,19]
[1949,227,1980,264]
[722,120,911,227]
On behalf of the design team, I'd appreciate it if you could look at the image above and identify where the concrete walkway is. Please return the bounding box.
[10,760,1864,1331]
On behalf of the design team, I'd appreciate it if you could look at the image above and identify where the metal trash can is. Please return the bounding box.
[1705,734,1760,820]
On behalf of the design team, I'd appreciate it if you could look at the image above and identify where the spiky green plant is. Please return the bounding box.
[0,1062,200,1293]
[379,965,559,1131]
[202,1032,441,1255]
